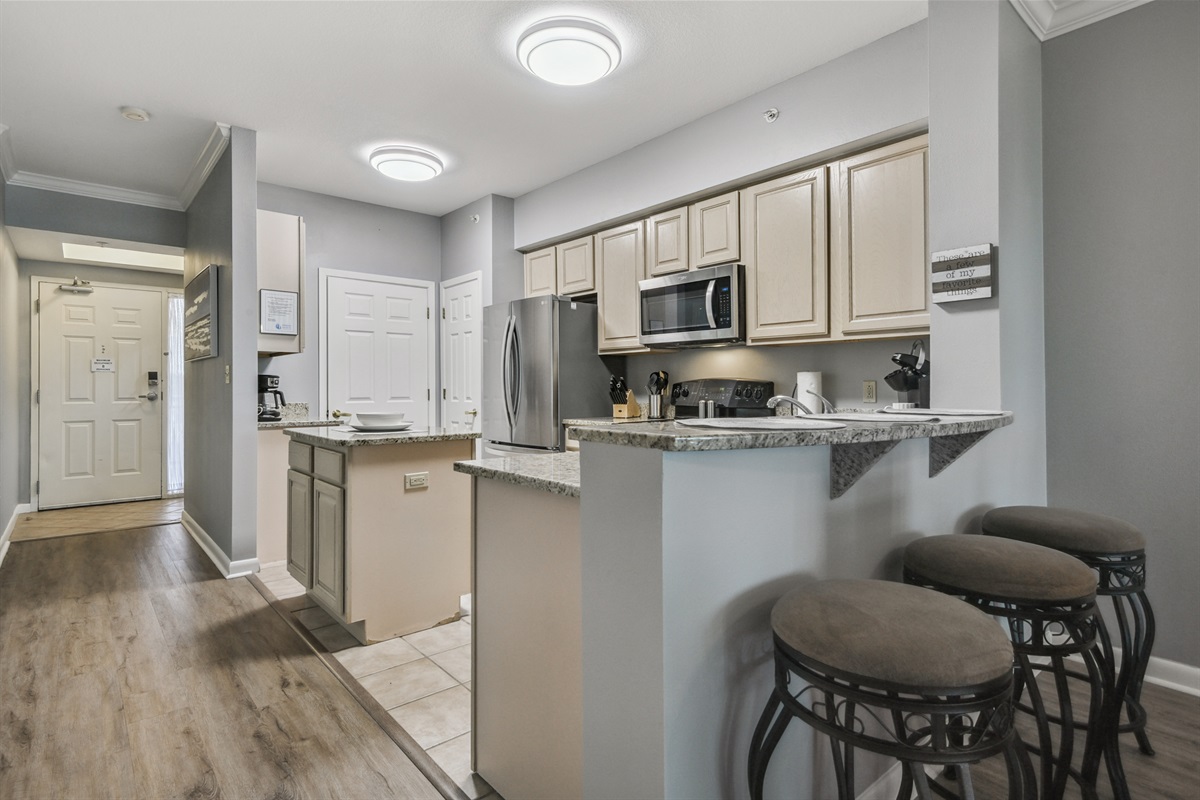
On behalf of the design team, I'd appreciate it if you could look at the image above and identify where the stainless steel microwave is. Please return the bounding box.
[638,263,744,347]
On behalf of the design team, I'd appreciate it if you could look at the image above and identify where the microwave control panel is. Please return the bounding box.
[671,378,775,416]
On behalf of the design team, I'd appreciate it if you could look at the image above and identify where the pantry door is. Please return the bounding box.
[36,280,164,509]
[321,270,435,429]
[440,272,482,435]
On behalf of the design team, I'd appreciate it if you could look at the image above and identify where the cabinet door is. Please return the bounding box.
[645,207,689,277]
[831,135,930,338]
[742,168,829,343]
[286,469,313,588]
[556,236,595,296]
[311,478,345,615]
[524,247,557,297]
[596,221,649,353]
[689,191,740,268]
[257,210,304,356]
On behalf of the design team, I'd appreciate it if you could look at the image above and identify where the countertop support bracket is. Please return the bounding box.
[929,430,992,477]
[830,440,900,499]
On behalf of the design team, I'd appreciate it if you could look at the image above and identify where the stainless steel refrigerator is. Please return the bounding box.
[483,296,617,453]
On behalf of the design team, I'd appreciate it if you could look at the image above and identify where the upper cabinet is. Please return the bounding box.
[741,169,829,343]
[829,135,930,339]
[645,207,689,277]
[595,221,648,353]
[524,246,557,297]
[556,236,595,296]
[689,191,740,268]
[257,209,305,356]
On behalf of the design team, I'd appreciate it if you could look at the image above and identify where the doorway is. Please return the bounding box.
[31,278,181,510]
[440,271,482,440]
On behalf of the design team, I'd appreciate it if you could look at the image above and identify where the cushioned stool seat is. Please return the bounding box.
[905,535,1127,800]
[983,506,1156,757]
[748,579,1033,800]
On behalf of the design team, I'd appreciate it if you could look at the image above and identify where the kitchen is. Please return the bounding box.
[1,2,1197,800]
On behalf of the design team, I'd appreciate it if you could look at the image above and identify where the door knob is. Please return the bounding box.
[138,391,159,401]
[467,409,478,417]
[332,409,350,419]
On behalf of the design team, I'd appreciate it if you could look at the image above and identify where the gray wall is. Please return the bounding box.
[256,182,441,412]
[1043,0,1200,666]
[0,180,20,535]
[490,196,523,307]
[4,184,186,247]
[439,194,525,308]
[184,127,259,565]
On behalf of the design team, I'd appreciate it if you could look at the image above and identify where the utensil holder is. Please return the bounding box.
[647,394,664,420]
[612,391,641,419]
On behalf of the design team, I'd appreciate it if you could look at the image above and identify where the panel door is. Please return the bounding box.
[286,469,313,588]
[524,247,557,297]
[326,275,431,428]
[645,207,689,277]
[689,191,740,268]
[441,272,482,434]
[742,168,829,343]
[555,236,595,296]
[311,478,345,615]
[596,221,649,353]
[37,281,163,508]
[831,135,930,338]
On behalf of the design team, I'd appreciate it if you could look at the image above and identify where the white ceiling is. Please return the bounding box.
[0,1,930,220]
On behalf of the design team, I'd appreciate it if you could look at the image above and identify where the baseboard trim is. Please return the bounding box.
[0,503,34,572]
[857,761,905,800]
[1065,649,1200,698]
[180,511,259,579]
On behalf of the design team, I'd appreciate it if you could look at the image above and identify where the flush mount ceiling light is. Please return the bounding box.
[369,146,444,181]
[517,17,621,86]
[119,106,151,122]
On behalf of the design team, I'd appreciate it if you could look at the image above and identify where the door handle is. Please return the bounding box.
[466,409,478,417]
[331,409,350,419]
[138,391,159,401]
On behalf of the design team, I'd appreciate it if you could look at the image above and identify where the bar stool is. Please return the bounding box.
[982,506,1155,756]
[747,579,1034,800]
[904,535,1126,800]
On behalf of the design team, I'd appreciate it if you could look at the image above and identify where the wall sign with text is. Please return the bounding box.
[931,244,994,303]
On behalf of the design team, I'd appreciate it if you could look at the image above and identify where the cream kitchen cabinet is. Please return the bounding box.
[285,467,313,588]
[645,207,689,277]
[257,209,305,356]
[741,168,830,343]
[556,236,595,296]
[830,135,930,339]
[689,191,740,268]
[595,220,649,353]
[524,246,557,297]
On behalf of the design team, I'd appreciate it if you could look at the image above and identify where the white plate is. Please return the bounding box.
[675,418,846,431]
[349,422,414,432]
[879,406,1004,416]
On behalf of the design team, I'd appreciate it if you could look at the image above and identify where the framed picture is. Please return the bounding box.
[259,289,299,335]
[184,264,219,361]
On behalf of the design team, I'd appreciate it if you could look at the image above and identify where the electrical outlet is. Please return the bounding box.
[224,364,231,385]
[404,472,429,490]
[863,380,877,404]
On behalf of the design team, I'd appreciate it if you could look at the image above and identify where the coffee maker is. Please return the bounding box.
[884,341,930,408]
[258,374,286,421]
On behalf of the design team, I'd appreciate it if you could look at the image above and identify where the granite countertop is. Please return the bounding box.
[565,412,1013,452]
[258,419,340,430]
[454,452,581,498]
[285,426,481,447]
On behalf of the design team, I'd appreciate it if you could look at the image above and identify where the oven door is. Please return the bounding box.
[639,263,742,347]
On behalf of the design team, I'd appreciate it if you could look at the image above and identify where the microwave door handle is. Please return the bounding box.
[705,279,717,329]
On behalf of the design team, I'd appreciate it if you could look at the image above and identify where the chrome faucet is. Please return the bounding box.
[766,395,814,415]
[805,389,835,414]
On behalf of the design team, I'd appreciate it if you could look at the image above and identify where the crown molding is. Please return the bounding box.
[178,123,231,211]
[1007,0,1153,41]
[4,170,185,210]
[0,124,17,183]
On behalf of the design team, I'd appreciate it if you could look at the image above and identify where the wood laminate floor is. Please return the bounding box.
[0,522,445,800]
[11,497,184,542]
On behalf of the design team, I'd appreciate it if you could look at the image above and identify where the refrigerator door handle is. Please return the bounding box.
[502,315,516,430]
[511,324,521,416]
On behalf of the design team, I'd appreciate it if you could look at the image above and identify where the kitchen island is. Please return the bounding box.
[285,426,479,643]
[456,413,1013,800]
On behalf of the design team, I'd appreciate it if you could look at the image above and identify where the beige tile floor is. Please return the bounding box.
[256,563,497,800]
[12,497,184,541]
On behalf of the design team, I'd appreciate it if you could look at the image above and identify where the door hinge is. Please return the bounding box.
[442,388,447,400]
[34,298,39,314]
[442,307,446,319]
[426,308,430,319]
[35,481,39,495]
[427,389,431,400]
[35,389,39,404]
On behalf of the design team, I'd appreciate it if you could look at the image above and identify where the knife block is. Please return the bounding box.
[612,391,641,419]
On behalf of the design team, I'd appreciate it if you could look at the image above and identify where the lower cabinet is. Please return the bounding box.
[286,443,346,616]
[311,478,345,615]
[286,469,313,588]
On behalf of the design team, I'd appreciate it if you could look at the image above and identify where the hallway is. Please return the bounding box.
[0,522,448,799]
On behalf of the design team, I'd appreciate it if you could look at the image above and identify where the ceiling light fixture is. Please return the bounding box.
[369,146,444,181]
[517,17,621,86]
[120,106,151,122]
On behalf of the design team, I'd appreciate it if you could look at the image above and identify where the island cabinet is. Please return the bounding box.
[595,220,649,353]
[741,167,830,343]
[285,429,477,643]
[524,246,557,297]
[645,206,689,277]
[689,190,740,268]
[829,134,930,339]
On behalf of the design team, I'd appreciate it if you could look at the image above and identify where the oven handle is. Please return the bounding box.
[705,279,717,329]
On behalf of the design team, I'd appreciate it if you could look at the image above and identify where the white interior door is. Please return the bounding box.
[441,272,482,435]
[324,273,433,428]
[37,281,164,509]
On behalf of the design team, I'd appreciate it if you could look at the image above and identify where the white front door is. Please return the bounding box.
[440,272,482,435]
[37,281,164,509]
[324,273,434,429]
